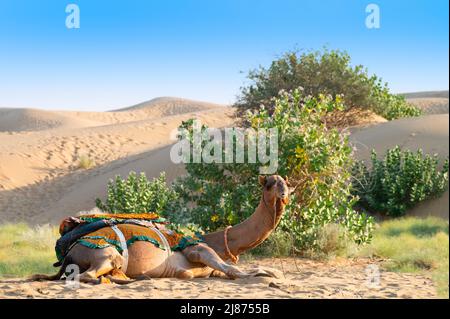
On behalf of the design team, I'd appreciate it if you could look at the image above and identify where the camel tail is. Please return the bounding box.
[29,256,72,282]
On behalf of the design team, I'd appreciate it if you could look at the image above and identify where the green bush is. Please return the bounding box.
[95,172,178,215]
[352,147,449,217]
[235,48,421,120]
[172,89,374,252]
[370,81,422,120]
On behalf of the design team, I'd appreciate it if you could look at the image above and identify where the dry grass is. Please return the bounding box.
[77,154,95,169]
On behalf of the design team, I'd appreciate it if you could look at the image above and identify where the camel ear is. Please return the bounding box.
[258,175,267,186]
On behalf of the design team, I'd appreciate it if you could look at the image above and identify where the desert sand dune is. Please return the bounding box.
[112,96,226,113]
[402,90,449,115]
[402,90,448,99]
[406,98,449,115]
[0,97,229,133]
[0,102,235,224]
[59,97,228,125]
[0,108,104,132]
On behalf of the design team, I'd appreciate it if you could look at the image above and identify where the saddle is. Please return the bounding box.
[54,212,204,266]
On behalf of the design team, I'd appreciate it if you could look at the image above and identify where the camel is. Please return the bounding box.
[33,175,290,284]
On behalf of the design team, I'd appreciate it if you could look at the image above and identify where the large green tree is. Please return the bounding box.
[235,48,421,120]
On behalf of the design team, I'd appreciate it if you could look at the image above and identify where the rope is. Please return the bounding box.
[223,226,238,264]
[110,225,129,273]
[151,226,173,259]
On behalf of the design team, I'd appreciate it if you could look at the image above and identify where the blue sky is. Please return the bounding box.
[0,0,448,111]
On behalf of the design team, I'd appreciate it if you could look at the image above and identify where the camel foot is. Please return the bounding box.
[223,264,252,279]
[105,275,135,285]
[246,267,283,279]
[135,274,153,281]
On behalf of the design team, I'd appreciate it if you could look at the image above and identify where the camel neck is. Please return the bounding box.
[202,195,285,260]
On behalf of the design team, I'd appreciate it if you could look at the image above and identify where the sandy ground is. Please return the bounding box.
[0,258,437,299]
[0,96,448,299]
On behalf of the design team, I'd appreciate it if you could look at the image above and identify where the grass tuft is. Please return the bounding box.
[77,154,95,169]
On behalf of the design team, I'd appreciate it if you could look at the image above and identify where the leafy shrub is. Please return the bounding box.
[235,48,421,120]
[95,172,178,215]
[172,89,374,253]
[370,81,422,120]
[352,147,449,217]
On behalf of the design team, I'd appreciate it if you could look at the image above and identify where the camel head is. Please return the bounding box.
[258,175,290,205]
[59,216,83,235]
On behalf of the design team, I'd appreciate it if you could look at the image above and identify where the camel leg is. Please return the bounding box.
[77,255,123,284]
[182,244,249,279]
[174,268,195,279]
[30,256,73,282]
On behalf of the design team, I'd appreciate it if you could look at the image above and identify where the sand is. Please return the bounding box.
[0,258,437,299]
[0,98,235,224]
[0,97,448,298]
[407,97,449,115]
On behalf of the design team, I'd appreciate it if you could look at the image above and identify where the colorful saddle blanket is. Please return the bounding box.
[78,213,167,225]
[77,223,204,253]
[55,213,204,263]
[58,213,167,236]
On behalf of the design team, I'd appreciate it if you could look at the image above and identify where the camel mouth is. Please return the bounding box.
[277,192,289,200]
[277,196,289,205]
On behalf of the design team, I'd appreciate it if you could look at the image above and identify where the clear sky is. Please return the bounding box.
[0,0,448,111]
